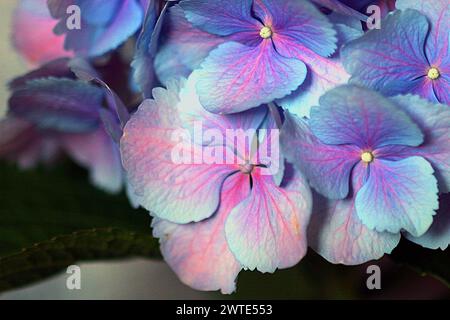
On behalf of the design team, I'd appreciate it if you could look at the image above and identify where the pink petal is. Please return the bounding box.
[152,173,250,294]
[225,167,312,272]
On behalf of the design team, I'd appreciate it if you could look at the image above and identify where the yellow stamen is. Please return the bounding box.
[361,151,374,163]
[259,26,272,39]
[427,67,440,80]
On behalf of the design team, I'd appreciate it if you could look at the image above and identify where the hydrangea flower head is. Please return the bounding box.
[121,73,312,292]
[342,0,449,104]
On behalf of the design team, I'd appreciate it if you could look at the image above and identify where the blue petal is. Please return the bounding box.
[131,0,159,97]
[391,95,450,193]
[310,85,424,148]
[196,41,307,114]
[153,5,224,85]
[180,0,259,36]
[281,112,360,199]
[406,193,450,250]
[355,157,439,237]
[342,10,430,97]
[50,0,144,57]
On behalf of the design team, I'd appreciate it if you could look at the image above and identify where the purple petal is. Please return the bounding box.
[281,112,360,199]
[131,0,159,98]
[432,74,450,104]
[68,58,130,129]
[274,27,349,117]
[196,41,307,114]
[154,5,225,85]
[9,58,73,90]
[180,0,259,37]
[50,0,144,57]
[225,168,312,272]
[391,95,450,193]
[406,193,450,250]
[254,0,338,57]
[310,85,424,149]
[121,80,238,223]
[277,57,350,118]
[342,10,431,97]
[310,0,370,21]
[309,163,401,265]
[152,173,249,294]
[62,127,123,193]
[355,157,439,236]
[396,0,450,66]
[8,78,104,133]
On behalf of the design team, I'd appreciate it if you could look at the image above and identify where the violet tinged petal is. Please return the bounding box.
[8,78,103,133]
[68,58,130,128]
[406,193,450,250]
[153,5,225,86]
[180,0,259,37]
[281,111,360,199]
[390,94,450,193]
[254,0,338,57]
[50,0,144,57]
[196,41,307,114]
[276,56,349,118]
[274,34,350,118]
[9,58,74,90]
[131,0,159,98]
[342,10,431,97]
[310,0,369,21]
[355,157,439,237]
[396,0,450,66]
[310,85,424,149]
[432,74,450,105]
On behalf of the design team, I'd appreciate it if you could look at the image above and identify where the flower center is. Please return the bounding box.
[239,162,254,174]
[427,67,440,80]
[361,151,374,163]
[259,26,272,39]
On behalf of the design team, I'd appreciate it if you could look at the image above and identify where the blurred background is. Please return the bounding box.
[0,0,448,300]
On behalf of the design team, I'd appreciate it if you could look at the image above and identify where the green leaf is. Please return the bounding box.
[391,240,450,287]
[0,162,160,292]
[0,228,160,292]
